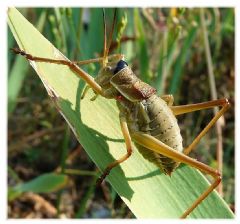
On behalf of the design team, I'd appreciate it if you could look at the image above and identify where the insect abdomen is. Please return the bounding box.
[135,95,183,175]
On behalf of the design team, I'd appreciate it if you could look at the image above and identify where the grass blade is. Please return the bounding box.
[8,173,69,201]
[169,18,198,95]
[8,10,47,114]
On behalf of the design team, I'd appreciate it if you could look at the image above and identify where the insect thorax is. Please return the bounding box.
[94,65,157,101]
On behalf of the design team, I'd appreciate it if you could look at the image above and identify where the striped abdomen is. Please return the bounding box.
[128,95,183,175]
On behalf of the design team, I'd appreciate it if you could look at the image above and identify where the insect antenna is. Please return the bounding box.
[106,9,117,59]
[102,9,107,66]
[102,8,117,66]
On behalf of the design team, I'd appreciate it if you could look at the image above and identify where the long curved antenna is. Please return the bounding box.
[105,8,117,59]
[102,9,107,66]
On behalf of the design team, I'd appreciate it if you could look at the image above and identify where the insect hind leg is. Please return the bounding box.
[170,98,230,155]
[131,131,221,218]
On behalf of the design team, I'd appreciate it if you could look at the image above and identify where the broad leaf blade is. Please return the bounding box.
[7,8,234,218]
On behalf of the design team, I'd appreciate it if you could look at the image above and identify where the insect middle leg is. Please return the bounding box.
[160,94,174,106]
[96,114,133,186]
[131,131,221,218]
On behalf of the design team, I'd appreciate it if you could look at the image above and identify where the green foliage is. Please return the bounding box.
[8,173,69,201]
[8,10,47,114]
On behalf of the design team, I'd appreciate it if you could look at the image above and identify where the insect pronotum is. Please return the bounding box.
[11,8,230,218]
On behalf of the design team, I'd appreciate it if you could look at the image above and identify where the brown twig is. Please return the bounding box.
[55,144,82,173]
[22,192,57,217]
[65,145,82,164]
[9,125,66,155]
[142,9,159,31]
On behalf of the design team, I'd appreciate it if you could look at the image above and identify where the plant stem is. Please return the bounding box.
[200,8,224,196]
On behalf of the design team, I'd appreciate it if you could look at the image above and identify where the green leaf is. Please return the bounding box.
[8,173,69,201]
[169,17,199,95]
[8,56,29,113]
[7,7,234,218]
[134,9,151,83]
[8,10,47,114]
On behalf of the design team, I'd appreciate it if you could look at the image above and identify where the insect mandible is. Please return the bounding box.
[10,8,230,218]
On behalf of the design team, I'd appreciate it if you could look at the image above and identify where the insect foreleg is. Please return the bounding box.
[11,48,104,96]
[81,85,91,100]
[96,114,133,186]
[81,85,99,101]
[131,131,221,218]
[160,94,174,106]
[170,99,230,155]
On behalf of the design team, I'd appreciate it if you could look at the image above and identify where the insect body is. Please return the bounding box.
[95,61,183,175]
[11,9,230,218]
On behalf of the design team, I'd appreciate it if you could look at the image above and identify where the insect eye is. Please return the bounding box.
[113,60,128,74]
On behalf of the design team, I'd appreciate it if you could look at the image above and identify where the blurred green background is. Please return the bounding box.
[8,8,234,218]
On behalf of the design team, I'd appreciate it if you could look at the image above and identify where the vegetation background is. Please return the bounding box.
[8,8,234,218]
